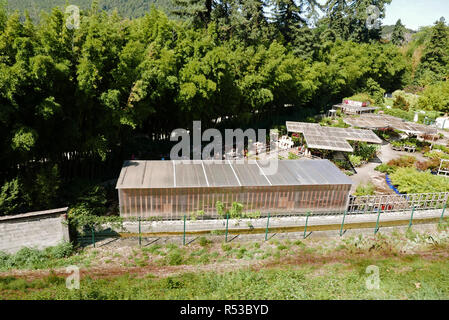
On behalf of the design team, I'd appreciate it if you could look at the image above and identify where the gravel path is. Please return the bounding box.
[349,143,427,193]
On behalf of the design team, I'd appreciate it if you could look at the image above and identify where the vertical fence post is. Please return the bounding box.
[138,217,142,247]
[225,213,229,243]
[340,211,347,237]
[408,206,415,229]
[440,204,447,225]
[91,227,95,248]
[183,214,186,246]
[374,210,381,235]
[304,211,310,239]
[265,212,271,241]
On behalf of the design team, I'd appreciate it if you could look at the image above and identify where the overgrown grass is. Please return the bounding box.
[1,254,449,300]
[0,242,83,271]
[2,229,449,300]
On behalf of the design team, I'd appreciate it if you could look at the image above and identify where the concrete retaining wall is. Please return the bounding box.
[111,209,445,234]
[0,208,70,254]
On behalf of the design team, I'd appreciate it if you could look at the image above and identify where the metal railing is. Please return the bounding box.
[347,192,449,214]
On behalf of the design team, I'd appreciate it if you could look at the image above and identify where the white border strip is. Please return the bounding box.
[201,160,210,187]
[255,160,272,186]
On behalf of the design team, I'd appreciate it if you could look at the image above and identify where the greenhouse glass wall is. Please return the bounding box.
[116,160,353,219]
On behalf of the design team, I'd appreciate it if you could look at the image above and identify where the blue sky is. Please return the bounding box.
[382,0,449,30]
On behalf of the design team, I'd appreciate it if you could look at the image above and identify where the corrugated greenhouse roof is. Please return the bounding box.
[286,121,383,152]
[116,159,353,189]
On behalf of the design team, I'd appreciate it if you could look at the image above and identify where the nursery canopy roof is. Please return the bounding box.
[343,114,439,136]
[116,159,353,189]
[286,122,382,152]
[333,103,378,114]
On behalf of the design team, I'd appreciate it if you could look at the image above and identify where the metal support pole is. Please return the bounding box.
[374,210,381,234]
[440,204,447,224]
[183,214,186,246]
[225,213,229,243]
[265,212,270,241]
[304,211,310,239]
[408,206,415,229]
[340,211,347,237]
[138,217,142,247]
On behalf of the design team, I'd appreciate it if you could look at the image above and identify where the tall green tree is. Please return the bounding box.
[324,0,350,40]
[391,19,405,46]
[415,18,449,84]
[172,0,214,26]
[323,0,391,43]
[271,0,321,44]
[214,0,270,44]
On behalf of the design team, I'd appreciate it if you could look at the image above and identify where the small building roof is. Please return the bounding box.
[334,103,378,114]
[116,159,353,189]
[343,114,439,136]
[286,121,382,152]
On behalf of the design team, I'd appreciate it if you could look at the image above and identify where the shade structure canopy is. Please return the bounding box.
[116,159,353,189]
[343,114,439,136]
[286,121,382,152]
[333,103,378,114]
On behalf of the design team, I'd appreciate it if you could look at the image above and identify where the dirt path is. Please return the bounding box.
[350,143,427,193]
[2,238,448,282]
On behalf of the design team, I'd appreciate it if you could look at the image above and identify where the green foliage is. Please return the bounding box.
[0,178,30,215]
[374,163,396,174]
[393,94,409,111]
[353,142,379,162]
[189,210,205,220]
[391,19,406,46]
[418,81,449,113]
[0,1,428,214]
[288,152,299,160]
[67,185,121,232]
[5,0,174,21]
[390,167,449,194]
[344,93,374,105]
[348,154,362,167]
[415,18,449,85]
[354,182,375,196]
[387,155,416,168]
[0,242,74,271]
[198,236,211,247]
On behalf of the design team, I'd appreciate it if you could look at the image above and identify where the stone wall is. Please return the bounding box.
[0,208,70,254]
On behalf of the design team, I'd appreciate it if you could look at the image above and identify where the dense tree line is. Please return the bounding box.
[5,0,173,21]
[1,0,444,215]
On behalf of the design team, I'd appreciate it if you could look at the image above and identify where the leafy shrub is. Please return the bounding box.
[382,108,414,121]
[0,178,31,215]
[344,93,375,105]
[375,163,397,174]
[288,152,299,160]
[424,151,449,160]
[353,142,379,161]
[166,251,184,266]
[216,201,246,219]
[375,129,400,141]
[390,167,449,194]
[415,158,441,172]
[0,242,74,271]
[388,156,416,168]
[198,237,211,247]
[349,155,362,167]
[354,182,376,196]
[189,210,205,221]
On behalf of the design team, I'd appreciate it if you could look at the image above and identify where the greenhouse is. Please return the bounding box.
[116,159,354,219]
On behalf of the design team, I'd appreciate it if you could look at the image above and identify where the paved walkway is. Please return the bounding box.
[349,143,428,193]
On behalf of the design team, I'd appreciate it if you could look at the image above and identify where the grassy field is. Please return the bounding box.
[1,225,449,300]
